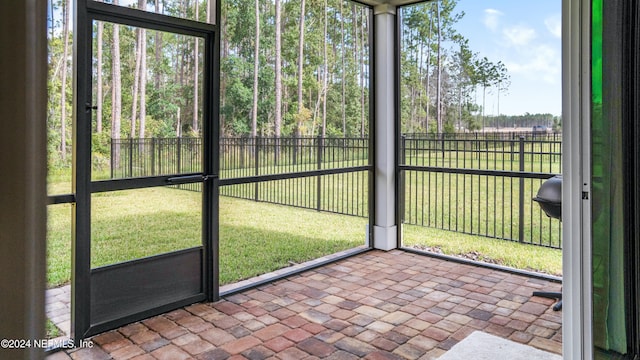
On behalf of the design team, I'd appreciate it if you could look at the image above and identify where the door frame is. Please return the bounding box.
[562,0,593,358]
[72,0,220,341]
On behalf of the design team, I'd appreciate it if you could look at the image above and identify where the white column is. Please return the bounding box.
[373,4,397,251]
[0,0,47,359]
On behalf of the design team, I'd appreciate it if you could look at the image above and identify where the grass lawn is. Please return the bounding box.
[402,171,562,248]
[402,224,562,276]
[219,197,367,284]
[46,185,561,290]
[46,187,366,287]
[46,154,563,289]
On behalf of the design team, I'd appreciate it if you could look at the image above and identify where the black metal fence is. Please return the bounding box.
[399,132,562,249]
[219,136,369,217]
[110,136,369,217]
[110,137,203,179]
[110,133,562,248]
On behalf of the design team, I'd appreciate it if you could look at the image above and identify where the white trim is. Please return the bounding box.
[562,0,593,358]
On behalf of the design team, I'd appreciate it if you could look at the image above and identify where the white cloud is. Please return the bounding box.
[502,25,537,46]
[505,44,561,84]
[483,9,503,32]
[544,14,562,38]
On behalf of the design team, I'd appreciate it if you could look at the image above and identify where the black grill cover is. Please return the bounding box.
[533,175,562,220]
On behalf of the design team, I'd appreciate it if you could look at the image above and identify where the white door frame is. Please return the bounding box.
[562,0,593,358]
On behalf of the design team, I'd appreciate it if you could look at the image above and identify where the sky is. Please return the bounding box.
[453,0,562,116]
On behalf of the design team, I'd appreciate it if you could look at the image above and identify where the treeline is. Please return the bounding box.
[47,0,372,167]
[220,0,371,138]
[483,113,562,130]
[47,0,531,169]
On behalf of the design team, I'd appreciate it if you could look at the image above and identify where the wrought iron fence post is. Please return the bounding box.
[110,138,114,179]
[274,136,279,167]
[240,137,245,168]
[519,136,525,243]
[177,137,182,173]
[401,135,406,165]
[151,138,156,176]
[317,135,323,211]
[158,139,163,174]
[400,135,407,223]
[293,136,298,166]
[254,136,260,202]
[129,138,133,178]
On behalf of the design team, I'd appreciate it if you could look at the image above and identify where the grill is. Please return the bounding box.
[532,175,563,311]
[533,175,562,220]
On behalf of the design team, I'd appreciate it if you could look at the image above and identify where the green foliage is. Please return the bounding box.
[552,117,562,133]
[91,132,112,173]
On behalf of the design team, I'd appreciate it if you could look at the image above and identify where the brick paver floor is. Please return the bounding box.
[48,250,562,359]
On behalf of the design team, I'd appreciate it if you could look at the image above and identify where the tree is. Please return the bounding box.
[321,0,328,139]
[193,0,200,133]
[452,40,475,130]
[274,0,282,139]
[360,9,367,137]
[139,27,147,138]
[111,0,122,164]
[60,0,71,160]
[295,0,306,138]
[340,0,346,136]
[493,61,510,125]
[435,1,442,134]
[131,14,143,138]
[251,0,260,138]
[97,21,104,134]
[473,56,496,132]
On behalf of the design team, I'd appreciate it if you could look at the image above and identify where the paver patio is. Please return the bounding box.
[46,249,562,359]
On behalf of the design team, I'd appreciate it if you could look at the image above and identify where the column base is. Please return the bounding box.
[373,225,397,251]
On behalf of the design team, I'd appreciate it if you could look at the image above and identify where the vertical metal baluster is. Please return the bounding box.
[518,136,525,243]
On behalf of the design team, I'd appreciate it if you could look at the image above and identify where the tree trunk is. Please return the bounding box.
[112,0,122,167]
[154,0,162,89]
[360,11,366,138]
[482,86,486,133]
[274,0,282,139]
[436,1,443,134]
[354,5,360,137]
[295,0,305,138]
[60,0,71,160]
[139,28,147,138]
[409,27,416,128]
[418,36,424,130]
[497,83,500,129]
[220,2,229,135]
[251,0,260,137]
[321,0,328,139]
[97,21,103,134]
[340,0,346,136]
[312,70,322,137]
[424,5,433,134]
[131,27,142,138]
[193,0,199,133]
